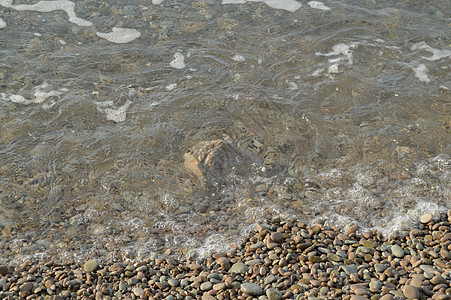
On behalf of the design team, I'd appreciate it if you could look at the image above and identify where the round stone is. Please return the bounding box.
[347,224,359,234]
[391,244,404,258]
[200,281,212,291]
[271,232,283,243]
[132,287,145,297]
[266,287,282,300]
[168,279,179,287]
[403,285,419,299]
[241,282,263,296]
[83,260,99,272]
[379,295,394,300]
[420,213,432,224]
[230,262,248,274]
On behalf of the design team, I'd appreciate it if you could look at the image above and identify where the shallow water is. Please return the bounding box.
[0,0,450,264]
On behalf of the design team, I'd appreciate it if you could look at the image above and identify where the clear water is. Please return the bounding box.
[0,0,449,264]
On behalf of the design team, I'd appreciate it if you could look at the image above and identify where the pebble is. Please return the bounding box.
[241,282,263,296]
[230,262,248,274]
[83,260,99,272]
[200,281,212,291]
[391,244,404,257]
[133,287,145,297]
[266,287,282,300]
[420,213,433,223]
[403,285,419,299]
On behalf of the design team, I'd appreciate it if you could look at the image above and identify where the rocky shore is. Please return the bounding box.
[0,210,450,300]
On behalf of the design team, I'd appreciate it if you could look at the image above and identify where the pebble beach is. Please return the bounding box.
[1,210,450,300]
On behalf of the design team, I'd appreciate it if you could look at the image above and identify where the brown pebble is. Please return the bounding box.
[379,295,394,300]
[420,213,433,224]
[410,277,423,288]
[347,224,359,234]
[403,285,420,299]
[0,265,8,275]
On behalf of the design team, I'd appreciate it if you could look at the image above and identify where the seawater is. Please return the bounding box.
[0,0,449,264]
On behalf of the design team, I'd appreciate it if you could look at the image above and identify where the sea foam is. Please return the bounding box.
[307,1,330,11]
[0,17,6,29]
[222,0,301,12]
[0,82,67,109]
[1,0,92,27]
[96,27,141,44]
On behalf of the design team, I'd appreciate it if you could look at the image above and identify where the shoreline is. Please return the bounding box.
[0,210,450,300]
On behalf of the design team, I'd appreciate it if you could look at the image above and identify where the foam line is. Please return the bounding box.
[0,17,6,29]
[2,0,92,27]
[222,0,301,12]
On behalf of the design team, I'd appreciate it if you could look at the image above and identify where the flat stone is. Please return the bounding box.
[369,280,382,291]
[342,264,358,275]
[379,295,394,300]
[200,282,212,291]
[409,277,422,288]
[20,282,33,292]
[347,224,359,234]
[201,295,216,300]
[419,265,438,274]
[230,262,248,274]
[266,287,282,300]
[374,263,389,273]
[83,260,99,272]
[391,244,404,258]
[132,287,145,297]
[403,285,419,299]
[420,213,433,223]
[350,296,368,300]
[264,274,277,285]
[241,282,263,296]
[327,253,342,262]
[361,240,377,248]
[430,275,444,285]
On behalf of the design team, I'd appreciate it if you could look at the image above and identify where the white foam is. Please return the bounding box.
[169,52,186,69]
[96,27,141,44]
[3,0,92,27]
[411,64,430,83]
[0,82,67,108]
[166,83,177,91]
[411,42,451,61]
[307,1,330,10]
[95,100,132,123]
[232,54,245,62]
[317,43,357,64]
[222,0,301,12]
[0,17,6,29]
[152,0,164,4]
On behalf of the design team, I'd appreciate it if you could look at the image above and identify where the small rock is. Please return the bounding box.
[347,224,359,234]
[342,264,358,275]
[230,262,248,274]
[133,287,145,297]
[20,282,33,292]
[0,266,8,275]
[403,285,419,299]
[200,282,212,291]
[271,232,283,243]
[420,213,432,223]
[168,278,179,287]
[241,282,263,296]
[430,275,444,285]
[201,295,216,300]
[83,260,99,272]
[266,287,282,300]
[391,244,404,258]
[379,295,394,300]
